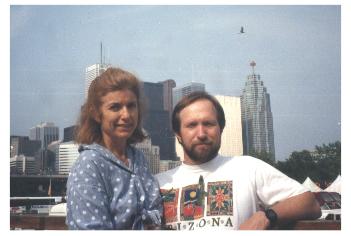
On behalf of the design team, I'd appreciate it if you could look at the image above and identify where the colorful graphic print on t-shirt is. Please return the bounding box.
[207,181,233,216]
[161,180,234,224]
[160,188,179,223]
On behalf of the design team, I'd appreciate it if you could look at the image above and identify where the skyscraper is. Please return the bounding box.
[241,61,275,161]
[172,82,205,107]
[29,122,59,174]
[215,95,243,157]
[29,122,59,149]
[159,79,176,121]
[142,82,176,160]
[63,125,76,142]
[10,136,41,158]
[84,43,111,98]
[134,135,160,174]
[85,63,110,99]
[57,141,79,175]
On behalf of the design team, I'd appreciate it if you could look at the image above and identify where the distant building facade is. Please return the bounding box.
[172,82,205,107]
[159,79,176,120]
[57,142,79,175]
[29,122,60,174]
[10,155,38,175]
[215,95,243,157]
[85,63,110,99]
[142,82,176,160]
[10,136,41,158]
[135,136,160,174]
[159,160,182,173]
[29,122,59,149]
[241,61,275,161]
[63,125,76,142]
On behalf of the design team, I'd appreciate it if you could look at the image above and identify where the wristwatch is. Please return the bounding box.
[264,208,278,228]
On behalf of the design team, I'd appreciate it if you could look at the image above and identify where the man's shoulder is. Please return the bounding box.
[155,165,182,187]
[216,155,257,165]
[156,165,180,179]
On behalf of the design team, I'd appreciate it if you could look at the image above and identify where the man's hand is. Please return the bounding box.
[239,211,270,230]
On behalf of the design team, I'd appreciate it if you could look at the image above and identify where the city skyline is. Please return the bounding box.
[9,5,341,161]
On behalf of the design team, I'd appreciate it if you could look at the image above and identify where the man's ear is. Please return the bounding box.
[176,133,183,145]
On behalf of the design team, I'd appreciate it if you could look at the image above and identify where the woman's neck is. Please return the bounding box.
[102,136,128,163]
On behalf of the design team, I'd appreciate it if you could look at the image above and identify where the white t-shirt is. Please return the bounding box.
[156,155,308,230]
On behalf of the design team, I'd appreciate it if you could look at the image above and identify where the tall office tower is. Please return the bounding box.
[241,61,275,161]
[215,95,243,157]
[85,63,110,99]
[134,136,160,174]
[172,82,205,107]
[63,125,77,142]
[29,122,59,149]
[159,79,176,120]
[57,141,79,175]
[142,82,176,160]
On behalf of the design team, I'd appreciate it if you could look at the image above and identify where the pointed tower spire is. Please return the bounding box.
[100,42,103,64]
[250,60,256,75]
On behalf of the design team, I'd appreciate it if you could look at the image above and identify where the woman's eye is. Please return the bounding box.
[110,104,121,110]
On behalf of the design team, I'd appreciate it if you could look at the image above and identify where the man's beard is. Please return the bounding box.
[181,140,220,164]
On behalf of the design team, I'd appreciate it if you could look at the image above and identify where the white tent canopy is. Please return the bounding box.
[49,203,67,216]
[324,175,341,194]
[303,177,322,192]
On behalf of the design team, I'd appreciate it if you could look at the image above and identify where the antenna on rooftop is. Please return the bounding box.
[100,42,103,64]
[250,60,256,75]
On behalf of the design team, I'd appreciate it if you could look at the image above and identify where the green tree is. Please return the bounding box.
[313,141,341,187]
[276,150,318,183]
[276,141,341,186]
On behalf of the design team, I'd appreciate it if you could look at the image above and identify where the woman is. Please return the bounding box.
[66,67,162,229]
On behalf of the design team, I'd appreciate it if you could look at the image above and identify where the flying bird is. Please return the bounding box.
[238,26,245,34]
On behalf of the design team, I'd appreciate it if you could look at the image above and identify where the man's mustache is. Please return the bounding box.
[193,141,212,146]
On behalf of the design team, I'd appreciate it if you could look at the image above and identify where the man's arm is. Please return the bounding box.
[239,191,321,230]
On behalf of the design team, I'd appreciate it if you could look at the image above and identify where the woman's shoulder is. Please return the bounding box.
[73,143,107,166]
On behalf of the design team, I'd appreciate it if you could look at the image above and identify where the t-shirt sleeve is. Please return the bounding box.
[253,158,309,207]
[66,152,114,229]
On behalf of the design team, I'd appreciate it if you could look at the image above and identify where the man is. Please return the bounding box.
[156,91,321,230]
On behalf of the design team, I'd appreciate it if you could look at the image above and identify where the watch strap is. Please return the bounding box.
[264,208,278,228]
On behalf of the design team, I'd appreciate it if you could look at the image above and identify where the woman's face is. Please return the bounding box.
[98,89,138,145]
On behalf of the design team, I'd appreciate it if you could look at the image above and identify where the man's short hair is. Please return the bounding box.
[172,91,226,134]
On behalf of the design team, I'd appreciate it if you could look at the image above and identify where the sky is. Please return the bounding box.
[9,5,341,161]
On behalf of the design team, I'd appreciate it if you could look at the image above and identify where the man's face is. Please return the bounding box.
[177,99,221,165]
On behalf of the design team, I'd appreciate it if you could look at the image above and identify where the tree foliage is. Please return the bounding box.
[253,141,341,188]
[275,141,341,187]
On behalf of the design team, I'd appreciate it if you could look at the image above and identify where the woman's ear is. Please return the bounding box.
[91,108,101,123]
